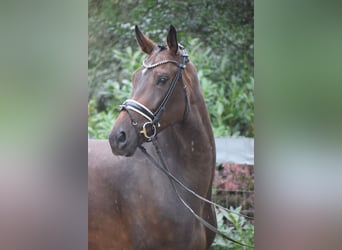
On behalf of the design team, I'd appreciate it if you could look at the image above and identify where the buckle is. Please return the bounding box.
[140,122,157,141]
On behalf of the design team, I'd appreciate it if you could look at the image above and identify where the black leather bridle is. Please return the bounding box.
[120,44,189,142]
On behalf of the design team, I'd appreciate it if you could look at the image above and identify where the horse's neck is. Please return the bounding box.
[161,97,215,177]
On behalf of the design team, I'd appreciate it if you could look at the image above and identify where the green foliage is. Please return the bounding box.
[88,99,116,139]
[189,38,254,137]
[210,207,254,250]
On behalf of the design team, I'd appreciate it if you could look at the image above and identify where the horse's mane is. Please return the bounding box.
[183,61,198,97]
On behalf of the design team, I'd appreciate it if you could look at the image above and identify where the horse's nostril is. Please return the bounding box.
[118,131,126,143]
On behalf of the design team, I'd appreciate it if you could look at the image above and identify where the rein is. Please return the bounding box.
[119,45,254,248]
[139,139,254,249]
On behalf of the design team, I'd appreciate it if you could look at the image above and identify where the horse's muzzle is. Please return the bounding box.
[109,112,141,156]
[109,128,135,156]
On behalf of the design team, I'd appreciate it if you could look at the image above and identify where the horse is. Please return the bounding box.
[88,25,217,250]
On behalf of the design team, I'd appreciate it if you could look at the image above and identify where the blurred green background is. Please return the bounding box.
[88,0,254,139]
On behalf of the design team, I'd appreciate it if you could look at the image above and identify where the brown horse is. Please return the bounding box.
[88,25,217,249]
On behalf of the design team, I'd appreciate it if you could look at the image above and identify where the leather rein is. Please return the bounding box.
[119,45,254,248]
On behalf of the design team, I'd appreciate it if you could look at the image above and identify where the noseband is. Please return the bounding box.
[120,44,189,141]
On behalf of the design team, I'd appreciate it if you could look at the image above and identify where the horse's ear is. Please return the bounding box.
[167,25,178,55]
[135,25,154,55]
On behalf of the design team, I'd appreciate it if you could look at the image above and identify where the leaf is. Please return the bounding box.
[217,102,224,116]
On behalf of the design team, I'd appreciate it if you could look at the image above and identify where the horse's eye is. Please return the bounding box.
[157,76,168,85]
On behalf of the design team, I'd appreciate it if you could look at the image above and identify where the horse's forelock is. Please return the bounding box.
[158,44,167,51]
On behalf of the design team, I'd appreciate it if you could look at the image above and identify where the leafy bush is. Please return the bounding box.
[88,99,116,139]
[189,38,254,137]
[210,206,254,250]
[212,163,254,249]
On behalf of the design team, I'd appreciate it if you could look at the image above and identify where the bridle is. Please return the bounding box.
[120,44,189,141]
[118,45,254,248]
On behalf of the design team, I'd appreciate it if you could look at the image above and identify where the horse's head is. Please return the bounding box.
[109,25,190,156]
